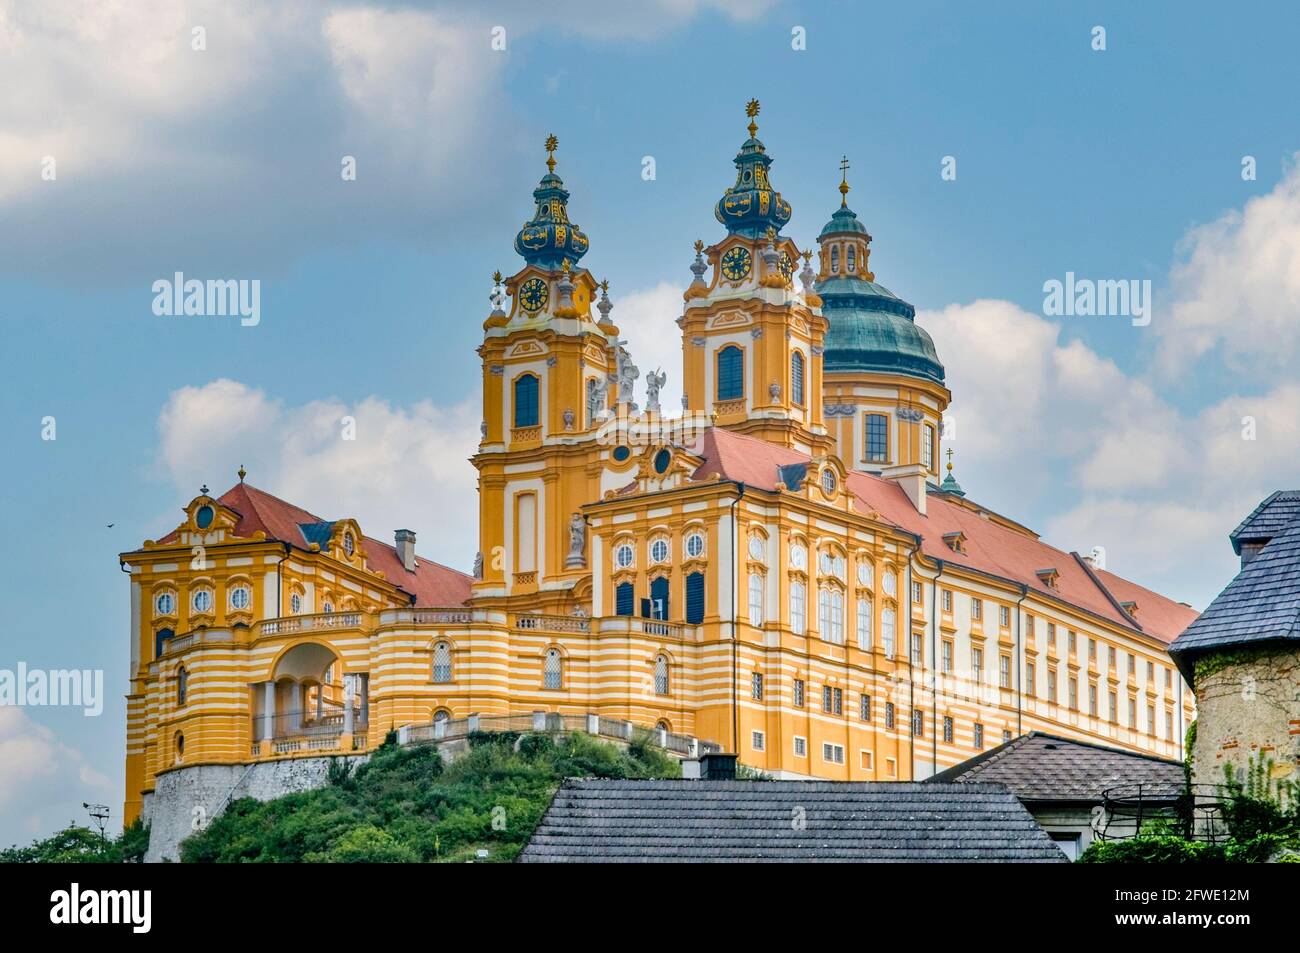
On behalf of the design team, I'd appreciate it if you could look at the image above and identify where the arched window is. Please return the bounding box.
[514,374,539,428]
[432,642,452,683]
[655,655,670,696]
[791,351,805,406]
[685,571,705,624]
[847,245,856,273]
[615,581,635,617]
[649,576,670,620]
[748,573,764,626]
[831,245,840,273]
[543,649,562,690]
[176,666,188,706]
[154,627,174,660]
[882,607,897,656]
[433,708,451,724]
[717,345,744,401]
[857,597,873,650]
[791,581,807,635]
[819,588,844,644]
[174,732,185,764]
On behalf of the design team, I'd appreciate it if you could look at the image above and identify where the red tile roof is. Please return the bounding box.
[690,428,1197,644]
[158,482,472,608]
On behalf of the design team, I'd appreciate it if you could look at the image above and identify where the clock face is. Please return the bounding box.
[519,277,548,312]
[779,251,794,282]
[720,246,752,281]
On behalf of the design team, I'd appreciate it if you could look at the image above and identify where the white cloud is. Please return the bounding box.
[617,283,687,412]
[1156,155,1300,379]
[0,707,113,848]
[156,379,480,573]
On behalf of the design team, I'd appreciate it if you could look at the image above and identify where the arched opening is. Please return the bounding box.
[255,642,368,744]
[514,373,540,428]
[717,345,744,401]
[173,731,185,764]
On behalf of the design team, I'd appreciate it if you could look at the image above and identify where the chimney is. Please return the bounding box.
[394,529,417,572]
[698,752,738,781]
[881,463,928,516]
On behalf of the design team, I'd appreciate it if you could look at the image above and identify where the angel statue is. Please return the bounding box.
[645,368,667,413]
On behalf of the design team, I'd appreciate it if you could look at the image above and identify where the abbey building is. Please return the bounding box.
[120,104,1196,827]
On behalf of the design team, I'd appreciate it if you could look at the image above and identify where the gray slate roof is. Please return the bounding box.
[1229,490,1300,554]
[927,732,1184,802]
[1170,509,1300,676]
[518,779,1066,863]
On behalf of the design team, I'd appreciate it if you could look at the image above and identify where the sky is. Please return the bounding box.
[3,0,1300,846]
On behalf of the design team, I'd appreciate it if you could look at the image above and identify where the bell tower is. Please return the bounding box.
[678,101,833,456]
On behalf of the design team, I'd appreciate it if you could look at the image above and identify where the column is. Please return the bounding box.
[315,682,323,721]
[359,674,369,728]
[343,674,355,735]
[262,681,276,741]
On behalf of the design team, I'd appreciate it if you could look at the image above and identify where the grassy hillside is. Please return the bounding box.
[179,730,680,863]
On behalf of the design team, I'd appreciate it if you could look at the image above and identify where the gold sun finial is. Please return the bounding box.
[492,270,503,284]
[694,239,704,254]
[544,133,559,173]
[839,155,851,207]
[599,278,609,294]
[745,98,760,137]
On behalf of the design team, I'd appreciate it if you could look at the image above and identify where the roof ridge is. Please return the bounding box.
[1071,550,1142,631]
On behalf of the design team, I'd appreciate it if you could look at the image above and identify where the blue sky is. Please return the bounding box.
[3,0,1300,845]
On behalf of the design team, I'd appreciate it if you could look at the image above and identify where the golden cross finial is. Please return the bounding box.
[839,155,851,207]
[745,98,760,137]
[545,133,558,173]
[946,446,954,473]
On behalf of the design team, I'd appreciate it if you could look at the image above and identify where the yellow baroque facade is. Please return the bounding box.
[120,106,1197,825]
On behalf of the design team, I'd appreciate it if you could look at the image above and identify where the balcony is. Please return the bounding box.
[250,708,369,758]
[399,711,720,759]
[256,611,365,637]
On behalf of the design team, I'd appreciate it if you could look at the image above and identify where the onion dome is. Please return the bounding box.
[938,450,965,496]
[713,100,792,239]
[816,165,944,384]
[514,134,590,269]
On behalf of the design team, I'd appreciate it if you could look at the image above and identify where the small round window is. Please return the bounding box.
[651,539,669,563]
[155,591,175,615]
[291,593,303,614]
[192,589,212,613]
[615,544,634,569]
[343,532,355,556]
[230,586,250,611]
[653,449,672,474]
[685,533,705,558]
[195,505,214,529]
[612,445,631,462]
[821,468,837,495]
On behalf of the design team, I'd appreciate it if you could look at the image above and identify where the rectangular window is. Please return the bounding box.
[1068,677,1078,711]
[941,589,952,612]
[793,736,807,757]
[1088,638,1096,660]
[911,580,923,604]
[1003,729,1012,744]
[1147,704,1156,735]
[1109,690,1117,722]
[1026,661,1036,697]
[833,687,842,715]
[910,633,922,666]
[999,654,1011,689]
[822,685,832,713]
[717,346,744,401]
[922,423,935,472]
[860,694,871,721]
[971,598,983,622]
[1047,668,1057,703]
[886,757,898,778]
[820,589,844,644]
[793,678,804,708]
[1025,614,1035,641]
[1047,622,1056,647]
[865,414,889,463]
[1108,645,1116,668]
[974,723,984,748]
[860,750,874,770]
[822,743,845,764]
[748,573,764,626]
[881,609,896,656]
[1088,683,1097,717]
[1128,697,1136,727]
[1147,660,1154,682]
[885,702,895,729]
[856,598,873,650]
[1166,710,1174,741]
[752,730,765,751]
[972,647,984,684]
[1068,630,1077,654]
[942,640,953,673]
[943,716,954,743]
[999,605,1010,628]
[685,571,705,624]
[912,709,924,737]
[1128,653,1135,675]
[751,672,763,700]
[1166,668,1173,689]
[790,582,806,636]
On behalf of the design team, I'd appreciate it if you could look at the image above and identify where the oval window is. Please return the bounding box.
[685,533,705,559]
[615,544,634,569]
[155,591,174,615]
[192,590,212,613]
[651,539,669,563]
[653,449,671,474]
[821,468,837,495]
[195,505,214,529]
[612,445,631,462]
[230,586,250,610]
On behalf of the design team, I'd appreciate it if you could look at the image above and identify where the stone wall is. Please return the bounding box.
[141,754,369,863]
[1191,647,1300,790]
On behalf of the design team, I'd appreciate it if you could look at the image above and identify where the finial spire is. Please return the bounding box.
[839,155,851,207]
[545,133,558,173]
[939,446,965,496]
[946,447,954,473]
[237,465,246,483]
[745,98,760,138]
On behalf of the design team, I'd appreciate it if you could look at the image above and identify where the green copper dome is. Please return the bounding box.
[514,135,590,269]
[713,101,792,239]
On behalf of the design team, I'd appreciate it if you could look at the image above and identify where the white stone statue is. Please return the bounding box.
[615,342,639,406]
[586,378,607,422]
[645,367,667,413]
[565,513,586,568]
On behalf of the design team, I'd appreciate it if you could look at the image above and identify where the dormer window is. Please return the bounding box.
[195,505,214,529]
[1036,568,1060,589]
[943,532,967,554]
[343,531,355,557]
[1121,600,1139,618]
[821,467,837,496]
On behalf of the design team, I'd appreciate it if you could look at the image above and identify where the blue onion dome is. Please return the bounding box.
[514,134,590,269]
[713,100,792,239]
[816,170,944,384]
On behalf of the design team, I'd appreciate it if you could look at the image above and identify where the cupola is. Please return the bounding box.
[514,134,591,269]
